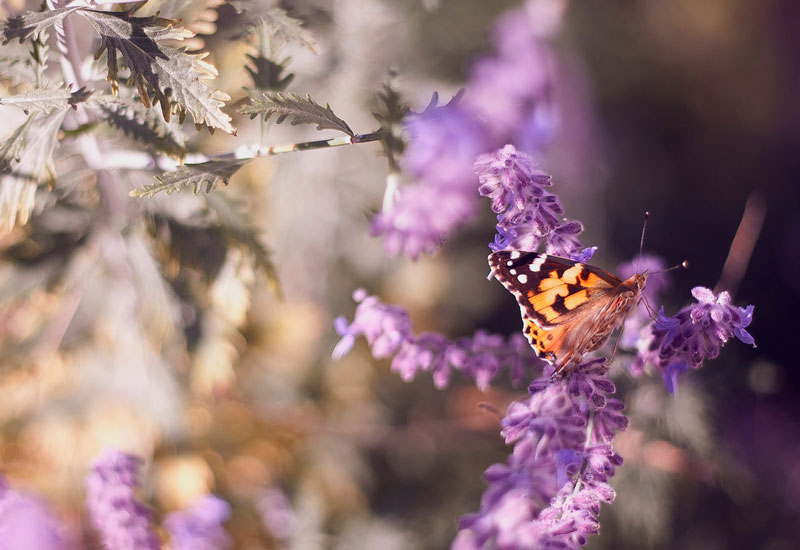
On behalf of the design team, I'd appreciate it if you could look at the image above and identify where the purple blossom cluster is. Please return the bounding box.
[371,99,488,258]
[372,6,561,258]
[164,495,232,550]
[453,360,627,550]
[633,287,756,392]
[475,145,594,260]
[85,449,160,550]
[333,288,542,390]
[0,476,65,550]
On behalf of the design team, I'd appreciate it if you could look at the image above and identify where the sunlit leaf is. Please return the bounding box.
[0,114,35,173]
[0,86,94,115]
[0,109,67,231]
[1,6,82,44]
[241,92,354,136]
[131,158,250,197]
[79,9,235,134]
[231,1,319,54]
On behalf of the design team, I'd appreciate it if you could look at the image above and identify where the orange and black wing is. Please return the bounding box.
[488,251,620,364]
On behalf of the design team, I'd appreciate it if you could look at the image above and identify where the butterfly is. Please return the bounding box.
[488,251,649,376]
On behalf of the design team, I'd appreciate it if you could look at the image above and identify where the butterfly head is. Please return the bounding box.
[632,271,648,294]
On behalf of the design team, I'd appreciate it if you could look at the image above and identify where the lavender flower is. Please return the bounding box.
[86,449,159,550]
[333,289,541,390]
[373,4,561,259]
[454,361,627,550]
[633,287,755,391]
[466,8,560,151]
[0,476,65,550]
[371,100,488,258]
[164,495,232,550]
[475,145,594,260]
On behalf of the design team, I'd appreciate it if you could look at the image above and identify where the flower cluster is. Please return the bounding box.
[371,99,488,258]
[372,5,562,259]
[0,476,65,550]
[164,495,233,550]
[475,144,594,259]
[333,288,542,390]
[453,360,627,549]
[85,449,160,550]
[633,287,755,392]
[466,6,561,151]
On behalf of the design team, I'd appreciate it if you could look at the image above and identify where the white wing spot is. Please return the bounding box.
[517,273,528,284]
[510,251,521,259]
[510,269,517,275]
[506,261,514,267]
[530,255,546,272]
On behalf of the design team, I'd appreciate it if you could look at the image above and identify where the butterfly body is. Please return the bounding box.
[488,251,648,376]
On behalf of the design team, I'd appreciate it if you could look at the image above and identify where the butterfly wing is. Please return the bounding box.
[488,251,624,369]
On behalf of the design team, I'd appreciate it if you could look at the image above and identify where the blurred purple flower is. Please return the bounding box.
[0,476,65,550]
[371,98,488,258]
[466,8,561,151]
[455,361,626,549]
[633,287,755,390]
[475,145,594,260]
[333,289,542,390]
[86,449,159,550]
[164,495,232,550]
[256,488,297,541]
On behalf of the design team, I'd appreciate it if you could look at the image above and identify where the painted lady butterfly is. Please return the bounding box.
[488,251,649,376]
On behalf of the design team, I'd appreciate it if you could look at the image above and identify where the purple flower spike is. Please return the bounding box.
[164,495,232,550]
[0,476,65,550]
[86,449,159,550]
[475,145,590,259]
[466,8,561,150]
[372,99,488,258]
[333,290,542,390]
[634,287,755,391]
[456,361,628,549]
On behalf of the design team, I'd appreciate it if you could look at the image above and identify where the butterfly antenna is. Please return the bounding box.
[636,211,649,274]
[652,260,690,275]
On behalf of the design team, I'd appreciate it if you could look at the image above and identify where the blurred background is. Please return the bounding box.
[0,0,796,548]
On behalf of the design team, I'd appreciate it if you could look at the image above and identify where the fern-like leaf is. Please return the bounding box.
[79,9,235,134]
[0,86,93,115]
[245,53,294,92]
[1,6,81,44]
[95,102,187,159]
[231,1,319,54]
[241,92,354,136]
[130,158,250,198]
[0,109,67,231]
[373,71,409,172]
[0,114,35,173]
